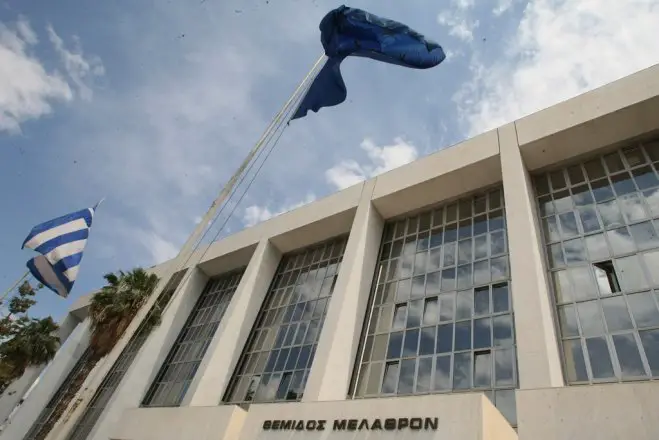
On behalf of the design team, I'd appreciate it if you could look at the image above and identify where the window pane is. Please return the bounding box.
[643,250,659,285]
[586,337,615,379]
[453,352,472,389]
[626,292,659,328]
[407,300,423,328]
[436,324,453,353]
[563,340,588,382]
[492,284,509,313]
[387,332,404,359]
[381,362,399,394]
[558,305,579,337]
[398,359,416,394]
[423,298,439,326]
[577,301,606,337]
[493,315,514,347]
[419,327,436,356]
[570,267,598,300]
[474,352,492,388]
[433,355,451,391]
[601,296,633,332]
[494,348,515,386]
[393,304,407,330]
[403,329,420,357]
[612,334,646,378]
[416,357,433,392]
[629,222,659,250]
[456,290,473,320]
[454,321,472,351]
[474,318,492,349]
[585,234,610,260]
[639,329,659,375]
[608,228,636,256]
[439,293,455,321]
[366,363,383,394]
[616,256,649,291]
[474,287,490,315]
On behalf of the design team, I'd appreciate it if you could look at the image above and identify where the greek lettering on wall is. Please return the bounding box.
[262,417,438,432]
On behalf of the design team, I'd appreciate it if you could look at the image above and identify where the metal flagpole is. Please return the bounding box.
[175,53,328,265]
[0,270,30,305]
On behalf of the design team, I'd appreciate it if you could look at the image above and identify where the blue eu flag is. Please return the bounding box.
[292,5,446,120]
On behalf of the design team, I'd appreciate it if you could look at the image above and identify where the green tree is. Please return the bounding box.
[0,281,59,394]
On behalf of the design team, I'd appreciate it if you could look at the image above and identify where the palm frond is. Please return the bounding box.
[89,268,160,358]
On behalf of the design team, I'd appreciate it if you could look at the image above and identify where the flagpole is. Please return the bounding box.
[174,53,327,264]
[0,270,30,305]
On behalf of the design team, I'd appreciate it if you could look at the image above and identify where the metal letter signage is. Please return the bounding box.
[262,417,438,432]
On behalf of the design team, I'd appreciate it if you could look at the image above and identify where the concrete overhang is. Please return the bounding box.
[371,129,502,219]
[517,64,659,171]
[191,182,362,276]
[68,292,94,321]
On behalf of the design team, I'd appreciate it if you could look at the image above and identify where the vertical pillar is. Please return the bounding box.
[499,123,564,389]
[52,268,209,440]
[184,239,282,406]
[303,179,384,402]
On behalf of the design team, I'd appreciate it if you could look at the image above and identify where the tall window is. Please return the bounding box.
[535,140,659,385]
[223,236,347,405]
[24,349,93,440]
[351,188,517,426]
[142,269,244,407]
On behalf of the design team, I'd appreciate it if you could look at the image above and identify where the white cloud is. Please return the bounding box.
[493,0,517,15]
[455,0,475,9]
[457,0,659,136]
[0,17,103,134]
[437,12,479,42]
[47,25,105,101]
[0,18,71,133]
[325,137,419,191]
[437,0,479,42]
[243,193,316,227]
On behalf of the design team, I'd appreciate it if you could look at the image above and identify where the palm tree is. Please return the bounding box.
[30,268,161,440]
[0,317,59,393]
[89,268,160,358]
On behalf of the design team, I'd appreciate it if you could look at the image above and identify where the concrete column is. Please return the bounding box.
[1,319,90,440]
[185,239,282,406]
[303,179,384,402]
[498,123,564,389]
[56,315,82,346]
[53,268,209,440]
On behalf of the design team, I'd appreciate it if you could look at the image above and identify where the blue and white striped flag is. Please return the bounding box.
[22,203,100,297]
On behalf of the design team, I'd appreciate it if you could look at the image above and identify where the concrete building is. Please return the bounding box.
[5,64,659,440]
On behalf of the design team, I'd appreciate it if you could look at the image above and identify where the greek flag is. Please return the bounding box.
[22,203,100,297]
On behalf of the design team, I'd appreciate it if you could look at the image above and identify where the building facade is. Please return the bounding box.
[4,64,659,440]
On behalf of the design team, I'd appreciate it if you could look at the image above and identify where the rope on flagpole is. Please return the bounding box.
[176,53,328,263]
[122,51,327,353]
[53,53,328,439]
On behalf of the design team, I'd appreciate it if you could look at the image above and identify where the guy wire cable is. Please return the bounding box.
[100,54,322,356]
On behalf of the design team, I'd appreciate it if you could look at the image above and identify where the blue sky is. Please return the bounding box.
[1,0,658,321]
